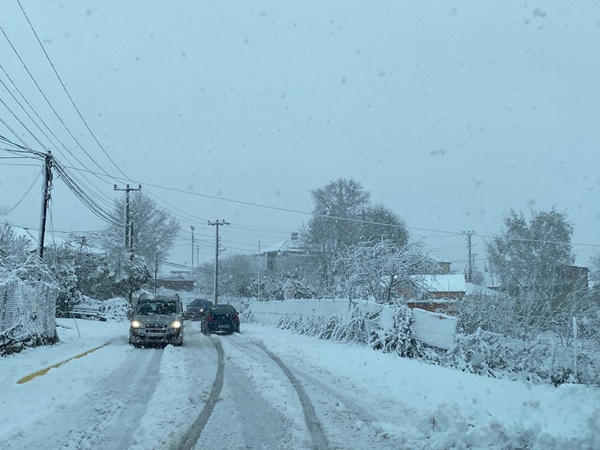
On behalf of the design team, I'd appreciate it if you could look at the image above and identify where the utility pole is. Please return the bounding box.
[114,184,141,305]
[113,184,141,253]
[257,241,261,301]
[463,230,475,282]
[154,251,158,293]
[208,220,229,304]
[37,151,53,259]
[191,226,195,270]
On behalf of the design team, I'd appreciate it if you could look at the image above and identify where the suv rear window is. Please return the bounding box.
[210,305,236,314]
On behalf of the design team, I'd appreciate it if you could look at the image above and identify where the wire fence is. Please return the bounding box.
[0,279,57,355]
[449,328,600,386]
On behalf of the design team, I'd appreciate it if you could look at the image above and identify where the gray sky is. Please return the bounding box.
[1,1,599,273]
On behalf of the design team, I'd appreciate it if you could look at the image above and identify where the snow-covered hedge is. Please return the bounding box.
[445,329,599,386]
[273,304,427,358]
[242,299,600,386]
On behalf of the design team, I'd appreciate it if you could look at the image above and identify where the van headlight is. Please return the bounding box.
[170,320,182,329]
[131,320,142,329]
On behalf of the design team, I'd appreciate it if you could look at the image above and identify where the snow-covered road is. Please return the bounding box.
[1,319,599,449]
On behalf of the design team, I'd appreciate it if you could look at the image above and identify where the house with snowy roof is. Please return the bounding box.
[259,232,305,271]
[405,273,502,313]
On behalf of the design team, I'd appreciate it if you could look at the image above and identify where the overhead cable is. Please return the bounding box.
[16,0,131,181]
[5,167,41,214]
[0,26,113,178]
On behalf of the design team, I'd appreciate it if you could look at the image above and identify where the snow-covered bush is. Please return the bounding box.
[90,297,129,321]
[245,296,600,386]
[443,328,600,386]
[275,303,425,359]
[367,305,423,357]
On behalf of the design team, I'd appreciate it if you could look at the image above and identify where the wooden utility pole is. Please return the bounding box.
[114,184,141,305]
[208,220,229,304]
[153,251,158,293]
[113,184,141,253]
[191,226,195,270]
[37,151,53,259]
[463,230,475,282]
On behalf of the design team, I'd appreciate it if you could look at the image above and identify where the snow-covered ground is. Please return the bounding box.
[1,317,598,449]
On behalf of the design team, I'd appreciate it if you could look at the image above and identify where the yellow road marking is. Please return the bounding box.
[17,343,110,384]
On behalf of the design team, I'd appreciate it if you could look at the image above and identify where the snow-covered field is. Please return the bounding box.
[1,317,599,449]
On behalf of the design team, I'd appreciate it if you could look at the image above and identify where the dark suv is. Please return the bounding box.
[184,298,213,320]
[129,293,184,347]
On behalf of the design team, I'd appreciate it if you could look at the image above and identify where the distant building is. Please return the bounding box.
[432,258,452,275]
[154,270,194,292]
[496,265,589,309]
[259,232,304,271]
[404,274,503,313]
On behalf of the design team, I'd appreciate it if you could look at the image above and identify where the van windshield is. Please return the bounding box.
[136,301,177,315]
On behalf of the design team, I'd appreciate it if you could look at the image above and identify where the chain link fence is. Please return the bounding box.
[1,279,58,355]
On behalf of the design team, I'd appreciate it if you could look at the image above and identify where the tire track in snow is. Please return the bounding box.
[1,344,163,450]
[291,366,410,449]
[254,341,330,450]
[177,337,224,450]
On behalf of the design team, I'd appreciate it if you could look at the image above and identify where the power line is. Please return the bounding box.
[0,97,61,159]
[0,27,113,179]
[52,160,121,227]
[15,0,131,181]
[0,111,32,149]
[58,165,600,251]
[5,167,41,214]
[0,60,115,191]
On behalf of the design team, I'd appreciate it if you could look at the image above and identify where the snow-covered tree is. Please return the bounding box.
[101,193,180,274]
[359,204,409,246]
[337,240,439,304]
[218,254,256,298]
[487,208,575,296]
[45,235,151,310]
[486,208,579,334]
[0,223,32,266]
[300,178,409,291]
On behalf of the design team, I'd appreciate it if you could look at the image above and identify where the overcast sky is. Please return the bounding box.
[1,1,599,273]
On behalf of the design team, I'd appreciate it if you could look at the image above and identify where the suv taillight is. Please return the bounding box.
[206,315,213,322]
